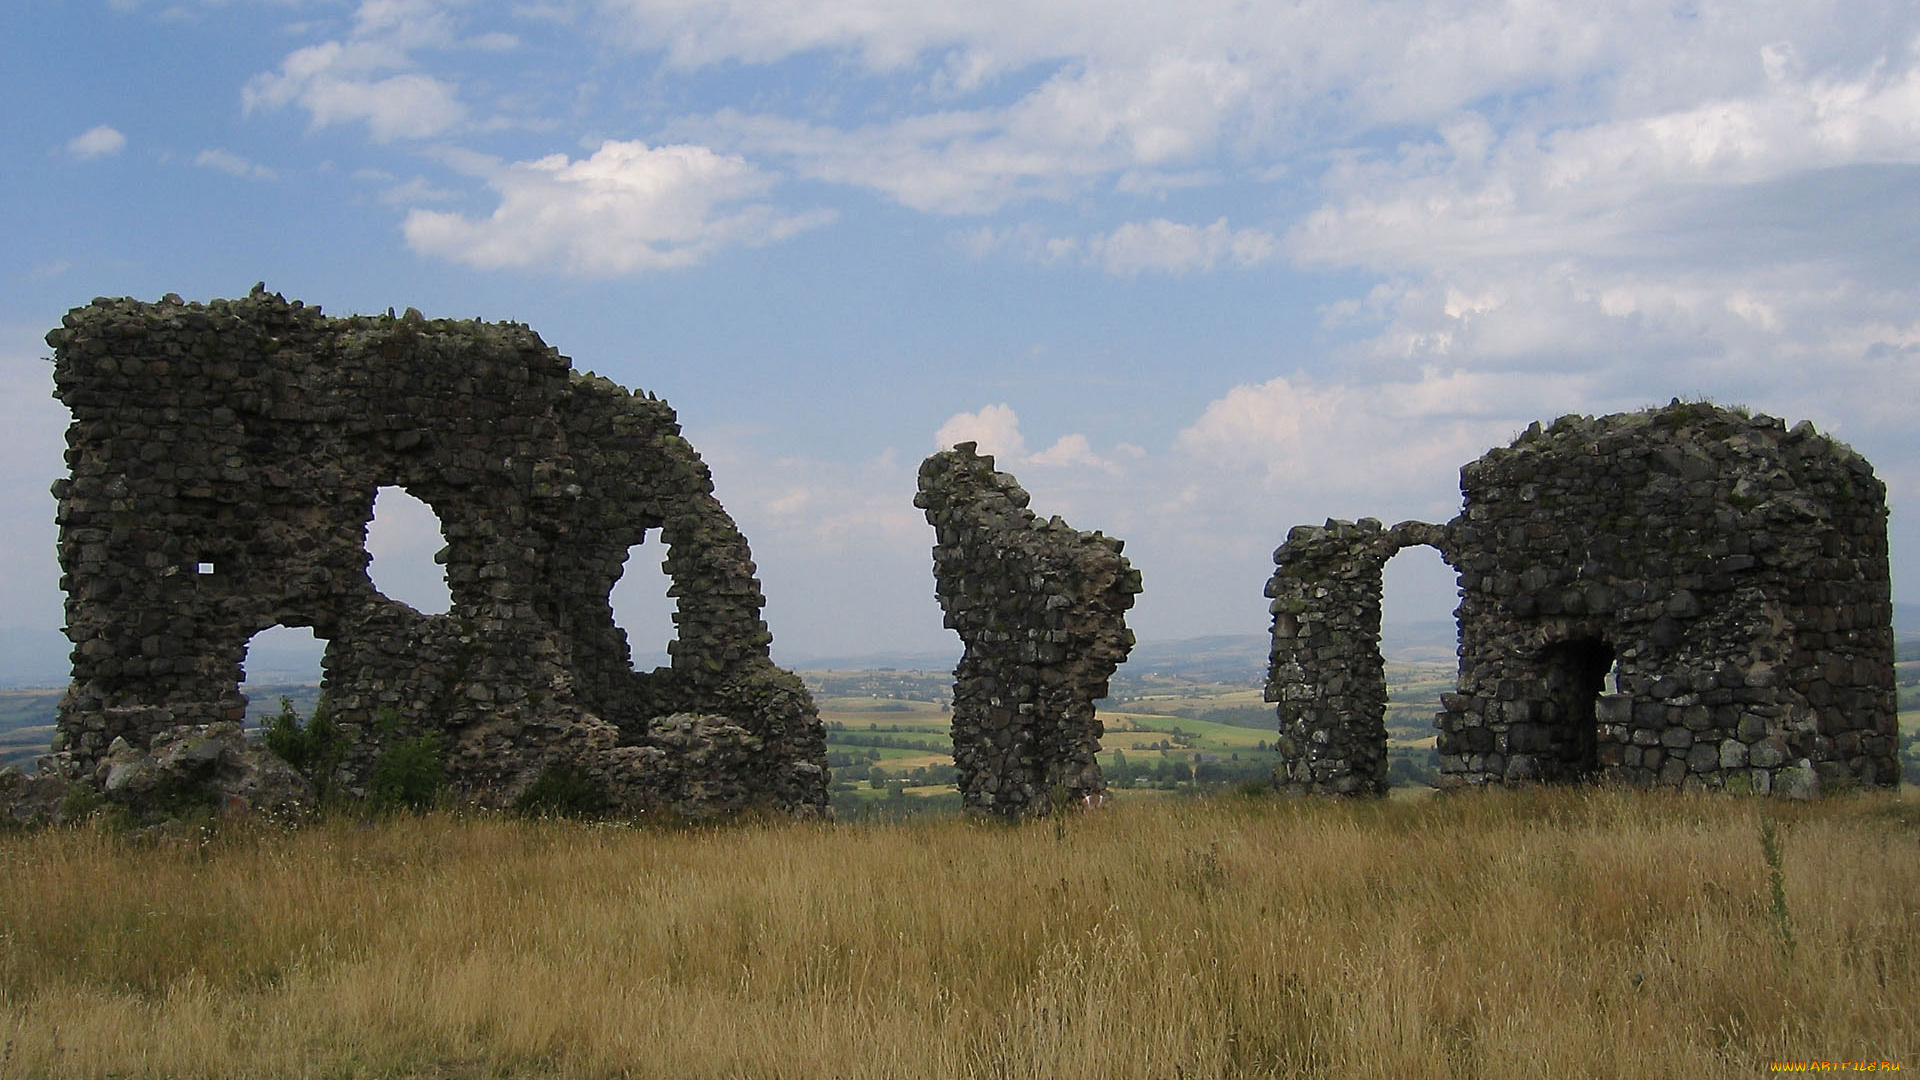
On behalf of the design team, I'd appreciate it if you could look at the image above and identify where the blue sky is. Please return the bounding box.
[3,0,1918,671]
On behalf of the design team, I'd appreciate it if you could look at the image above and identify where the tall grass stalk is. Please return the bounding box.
[1757,812,1796,959]
[0,788,1914,1078]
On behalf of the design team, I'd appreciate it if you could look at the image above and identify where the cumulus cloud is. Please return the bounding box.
[934,404,1118,472]
[1176,368,1594,498]
[243,0,468,141]
[1225,26,1920,504]
[1026,433,1115,470]
[401,139,833,274]
[245,46,465,141]
[66,126,126,159]
[934,403,1026,459]
[194,149,278,180]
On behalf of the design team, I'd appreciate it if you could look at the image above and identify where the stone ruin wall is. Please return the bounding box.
[1268,402,1896,797]
[45,288,829,816]
[915,445,1142,816]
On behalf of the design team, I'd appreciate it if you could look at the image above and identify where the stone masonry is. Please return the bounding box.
[915,444,1142,816]
[1267,402,1896,797]
[1265,518,1447,795]
[46,288,829,816]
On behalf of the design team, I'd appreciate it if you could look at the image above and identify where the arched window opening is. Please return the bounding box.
[239,624,327,732]
[611,533,677,671]
[365,486,452,615]
[1380,546,1457,790]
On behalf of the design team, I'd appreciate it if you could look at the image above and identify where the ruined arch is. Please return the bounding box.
[47,289,828,815]
[609,533,675,672]
[1267,402,1896,797]
[364,485,453,616]
[238,624,327,724]
[1265,518,1455,796]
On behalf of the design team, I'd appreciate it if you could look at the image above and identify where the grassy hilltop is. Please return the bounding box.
[0,788,1913,1078]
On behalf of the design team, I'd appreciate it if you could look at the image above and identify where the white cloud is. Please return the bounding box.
[1027,433,1116,472]
[697,47,1269,215]
[636,1,1920,217]
[401,139,833,274]
[195,149,279,180]
[1290,55,1920,273]
[950,223,1077,264]
[1175,368,1593,498]
[246,46,466,141]
[934,404,1117,472]
[243,0,468,141]
[934,403,1026,459]
[66,126,126,159]
[703,108,1111,215]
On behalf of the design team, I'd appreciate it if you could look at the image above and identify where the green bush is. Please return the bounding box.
[261,695,343,798]
[369,734,444,812]
[513,765,610,818]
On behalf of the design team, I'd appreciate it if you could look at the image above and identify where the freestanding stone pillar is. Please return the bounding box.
[915,444,1141,816]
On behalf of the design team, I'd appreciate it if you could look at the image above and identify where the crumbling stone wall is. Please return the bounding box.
[1268,402,1896,797]
[46,288,828,816]
[1264,518,1447,795]
[915,444,1141,815]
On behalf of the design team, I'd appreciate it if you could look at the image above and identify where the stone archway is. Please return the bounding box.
[1265,518,1453,796]
[1268,403,1896,798]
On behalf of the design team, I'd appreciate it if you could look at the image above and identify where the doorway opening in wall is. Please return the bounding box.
[239,625,327,733]
[1381,546,1457,791]
[611,532,677,672]
[365,486,452,615]
[1538,637,1615,781]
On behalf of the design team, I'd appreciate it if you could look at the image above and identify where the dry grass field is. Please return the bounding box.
[1,787,1915,1078]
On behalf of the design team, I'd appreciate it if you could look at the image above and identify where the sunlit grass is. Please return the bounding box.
[1,787,1914,1078]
